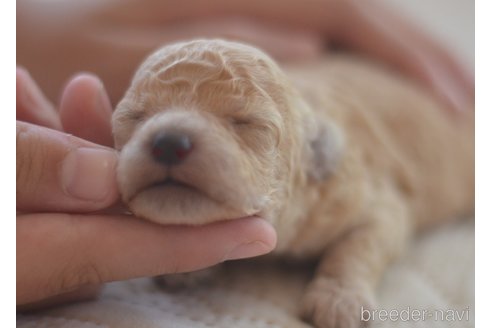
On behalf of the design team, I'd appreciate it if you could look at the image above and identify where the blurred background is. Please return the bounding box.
[17,0,474,107]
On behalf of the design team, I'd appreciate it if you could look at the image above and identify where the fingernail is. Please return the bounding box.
[223,240,272,261]
[62,148,118,201]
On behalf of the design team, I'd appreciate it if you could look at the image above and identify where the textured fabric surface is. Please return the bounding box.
[18,220,474,328]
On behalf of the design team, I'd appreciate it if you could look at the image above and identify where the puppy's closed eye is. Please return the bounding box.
[127,111,147,124]
[230,118,252,126]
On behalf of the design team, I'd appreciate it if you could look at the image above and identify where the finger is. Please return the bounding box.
[17,214,277,304]
[60,74,114,147]
[17,285,103,312]
[333,0,473,113]
[16,121,119,212]
[16,67,63,130]
[176,18,325,61]
[363,0,474,105]
[95,17,325,62]
[370,1,474,97]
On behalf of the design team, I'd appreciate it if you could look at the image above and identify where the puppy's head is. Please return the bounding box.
[113,39,340,225]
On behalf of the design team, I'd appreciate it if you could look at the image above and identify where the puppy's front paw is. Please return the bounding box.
[300,278,375,328]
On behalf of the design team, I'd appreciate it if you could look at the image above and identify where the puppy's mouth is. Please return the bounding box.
[125,174,257,225]
[129,176,210,203]
[148,177,199,192]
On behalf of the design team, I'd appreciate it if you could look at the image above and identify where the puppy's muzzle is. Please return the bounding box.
[117,109,269,224]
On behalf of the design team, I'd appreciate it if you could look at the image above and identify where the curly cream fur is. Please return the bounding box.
[112,40,474,328]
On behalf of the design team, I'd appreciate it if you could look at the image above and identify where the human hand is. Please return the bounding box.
[199,0,473,112]
[193,0,472,113]
[17,0,472,114]
[17,0,324,105]
[16,68,277,310]
[328,0,474,113]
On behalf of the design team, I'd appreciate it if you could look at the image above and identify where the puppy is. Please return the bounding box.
[112,39,474,328]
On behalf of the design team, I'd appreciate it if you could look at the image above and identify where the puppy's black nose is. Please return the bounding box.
[151,132,193,165]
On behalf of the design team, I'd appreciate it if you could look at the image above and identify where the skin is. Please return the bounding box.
[16,0,473,112]
[16,0,473,312]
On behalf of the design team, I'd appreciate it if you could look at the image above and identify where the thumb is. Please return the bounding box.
[16,121,119,212]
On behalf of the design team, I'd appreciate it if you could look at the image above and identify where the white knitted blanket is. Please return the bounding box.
[18,220,474,328]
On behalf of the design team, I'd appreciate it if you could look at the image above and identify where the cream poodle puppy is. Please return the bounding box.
[112,39,474,328]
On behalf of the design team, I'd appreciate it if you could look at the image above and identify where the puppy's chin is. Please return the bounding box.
[128,183,252,225]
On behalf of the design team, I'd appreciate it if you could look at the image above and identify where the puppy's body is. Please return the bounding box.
[113,40,474,328]
[275,58,474,257]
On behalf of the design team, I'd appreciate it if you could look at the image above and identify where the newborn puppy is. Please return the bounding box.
[113,39,474,328]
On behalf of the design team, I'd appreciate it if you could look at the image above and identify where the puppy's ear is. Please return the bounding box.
[304,114,344,182]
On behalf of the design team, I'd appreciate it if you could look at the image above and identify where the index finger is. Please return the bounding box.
[16,67,63,130]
